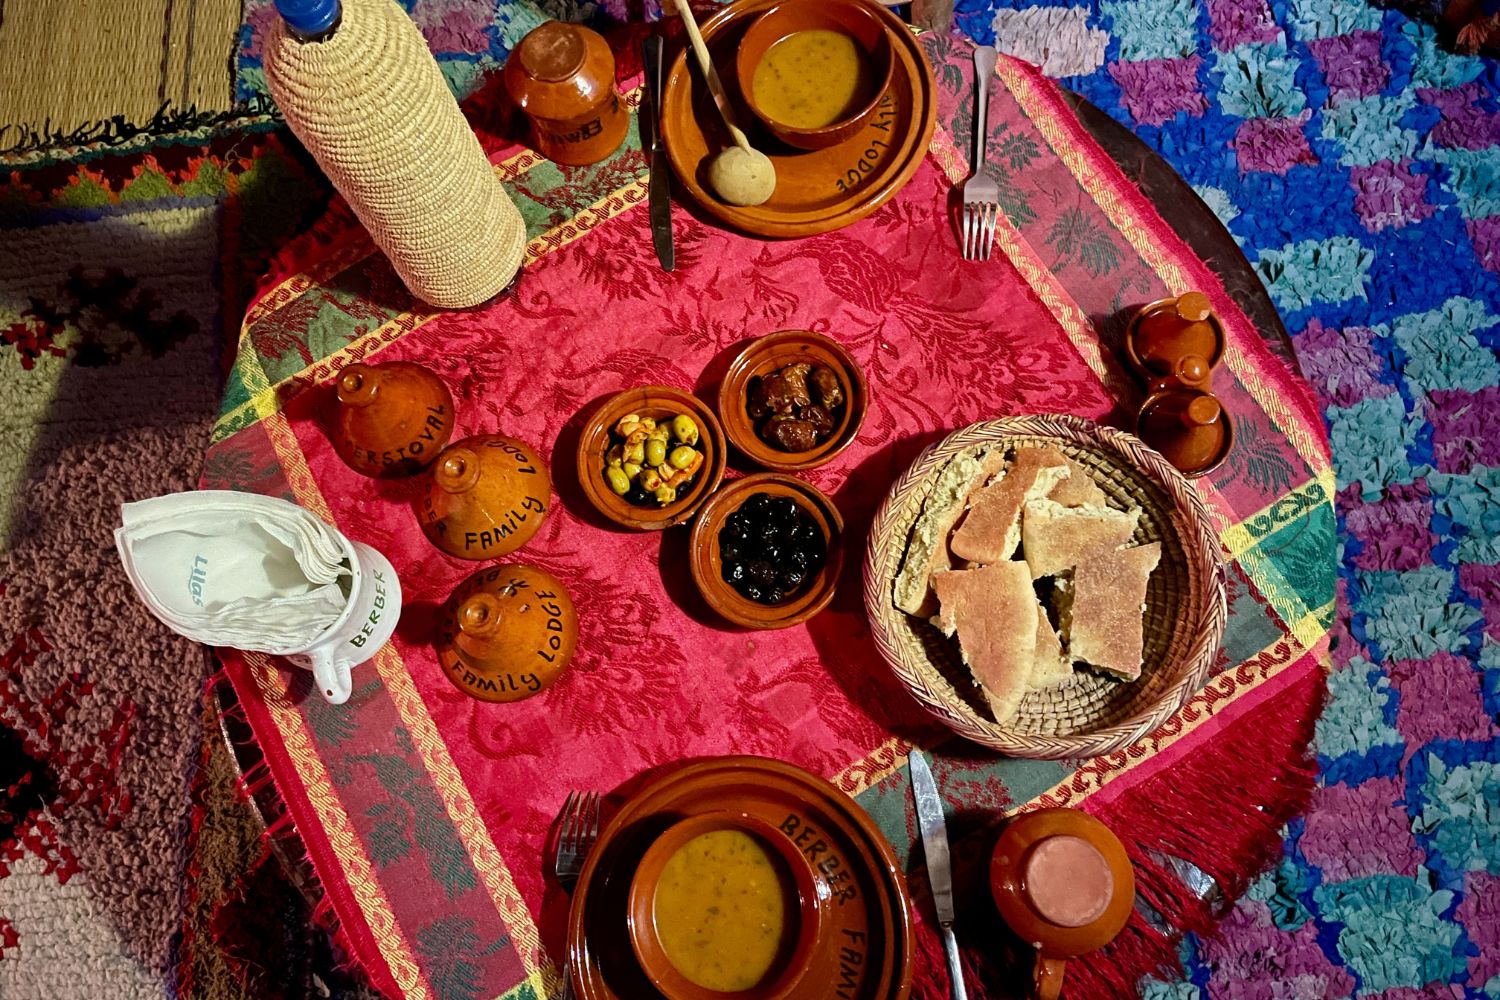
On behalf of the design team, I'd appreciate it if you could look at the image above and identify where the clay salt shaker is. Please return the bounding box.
[990,808,1136,1000]
[1127,290,1224,387]
[1137,388,1234,478]
[504,21,628,166]
[436,563,578,701]
[416,434,550,559]
[328,361,456,477]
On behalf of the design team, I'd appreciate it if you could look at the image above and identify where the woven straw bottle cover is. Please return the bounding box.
[263,0,525,309]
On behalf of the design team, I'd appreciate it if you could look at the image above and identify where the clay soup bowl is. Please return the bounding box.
[735,0,895,151]
[627,810,823,1000]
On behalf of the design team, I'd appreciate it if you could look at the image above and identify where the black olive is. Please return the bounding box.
[743,583,763,602]
[764,587,785,604]
[769,496,797,520]
[747,559,776,585]
[625,486,650,506]
[725,561,747,583]
[722,544,742,564]
[781,567,805,588]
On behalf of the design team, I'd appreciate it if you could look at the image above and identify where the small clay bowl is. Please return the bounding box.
[1135,388,1235,479]
[718,330,868,472]
[628,811,823,1000]
[577,386,728,531]
[735,0,896,151]
[1124,294,1226,385]
[689,473,843,630]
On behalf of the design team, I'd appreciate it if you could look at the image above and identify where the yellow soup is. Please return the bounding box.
[751,29,875,130]
[654,829,789,991]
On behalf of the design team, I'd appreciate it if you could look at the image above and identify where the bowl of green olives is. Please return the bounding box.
[689,473,843,629]
[577,385,728,531]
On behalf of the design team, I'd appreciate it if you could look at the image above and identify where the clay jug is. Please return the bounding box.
[990,808,1136,1000]
[1128,291,1224,382]
[1136,388,1233,478]
[436,563,578,701]
[328,361,456,477]
[504,21,628,166]
[416,434,550,559]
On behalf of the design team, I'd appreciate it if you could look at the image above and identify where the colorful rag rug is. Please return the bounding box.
[0,126,362,999]
[232,0,1500,995]
[206,34,1333,1000]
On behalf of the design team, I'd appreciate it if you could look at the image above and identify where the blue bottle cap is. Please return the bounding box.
[274,0,340,37]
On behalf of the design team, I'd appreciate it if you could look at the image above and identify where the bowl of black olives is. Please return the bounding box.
[689,473,844,629]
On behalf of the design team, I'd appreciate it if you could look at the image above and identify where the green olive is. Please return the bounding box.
[604,466,631,495]
[672,414,700,446]
[653,485,677,505]
[668,445,697,470]
[622,462,642,479]
[640,468,663,491]
[645,438,667,467]
[623,441,645,465]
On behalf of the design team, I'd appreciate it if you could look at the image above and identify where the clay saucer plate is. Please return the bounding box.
[566,756,914,1000]
[718,330,869,472]
[660,0,938,238]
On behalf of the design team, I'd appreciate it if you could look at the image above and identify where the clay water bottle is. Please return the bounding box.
[262,0,527,308]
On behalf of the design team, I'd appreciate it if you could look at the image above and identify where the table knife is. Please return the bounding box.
[641,33,675,272]
[910,750,969,1000]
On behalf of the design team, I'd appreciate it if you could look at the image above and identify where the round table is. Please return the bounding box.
[204,35,1332,1000]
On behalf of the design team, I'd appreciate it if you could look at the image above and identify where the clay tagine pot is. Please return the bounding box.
[436,563,578,701]
[1125,291,1225,386]
[990,808,1135,1000]
[503,21,628,166]
[327,361,456,477]
[416,434,551,559]
[1136,388,1234,478]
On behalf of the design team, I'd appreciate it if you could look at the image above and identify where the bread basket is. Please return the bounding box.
[864,415,1226,759]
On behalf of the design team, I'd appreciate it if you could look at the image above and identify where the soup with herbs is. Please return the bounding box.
[654,829,791,991]
[751,29,876,129]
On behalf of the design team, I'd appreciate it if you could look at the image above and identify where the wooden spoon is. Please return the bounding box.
[669,0,776,207]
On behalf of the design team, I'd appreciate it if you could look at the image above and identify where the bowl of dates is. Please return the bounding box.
[718,330,867,472]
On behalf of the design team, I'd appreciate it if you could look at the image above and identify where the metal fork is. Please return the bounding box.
[961,45,1000,261]
[552,791,601,1000]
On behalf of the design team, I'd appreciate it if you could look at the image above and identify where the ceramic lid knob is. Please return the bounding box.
[416,434,551,560]
[328,362,456,478]
[1174,290,1213,322]
[1176,353,1210,386]
[436,564,578,702]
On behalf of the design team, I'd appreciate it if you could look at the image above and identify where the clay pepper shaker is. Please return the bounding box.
[990,808,1136,1000]
[327,361,456,477]
[504,21,628,166]
[1126,291,1225,391]
[436,563,578,701]
[1136,388,1234,478]
[416,434,550,559]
